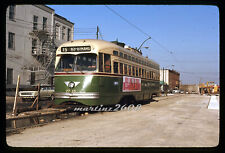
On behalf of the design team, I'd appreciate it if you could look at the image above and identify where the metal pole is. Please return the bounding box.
[12,75,20,116]
[96,26,99,40]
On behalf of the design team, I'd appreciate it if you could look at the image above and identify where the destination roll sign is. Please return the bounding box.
[61,46,91,52]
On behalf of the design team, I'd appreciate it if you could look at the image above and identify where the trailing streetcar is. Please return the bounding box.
[54,39,160,106]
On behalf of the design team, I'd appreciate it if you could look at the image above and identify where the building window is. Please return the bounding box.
[43,17,47,30]
[8,32,15,50]
[33,15,38,31]
[31,72,35,85]
[7,68,13,85]
[113,62,118,74]
[55,24,60,40]
[67,28,71,41]
[32,39,37,54]
[9,5,16,20]
[62,26,65,40]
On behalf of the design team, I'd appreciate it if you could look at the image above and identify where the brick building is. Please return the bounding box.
[160,69,180,91]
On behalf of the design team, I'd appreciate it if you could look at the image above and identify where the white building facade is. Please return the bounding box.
[6,5,74,90]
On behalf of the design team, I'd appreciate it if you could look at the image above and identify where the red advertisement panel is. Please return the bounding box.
[122,76,141,92]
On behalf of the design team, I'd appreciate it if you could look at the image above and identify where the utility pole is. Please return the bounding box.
[96,26,99,40]
[162,67,164,92]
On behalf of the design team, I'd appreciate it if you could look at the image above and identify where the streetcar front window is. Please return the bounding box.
[55,53,97,72]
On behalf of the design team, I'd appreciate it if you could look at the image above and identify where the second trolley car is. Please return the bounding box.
[54,39,160,106]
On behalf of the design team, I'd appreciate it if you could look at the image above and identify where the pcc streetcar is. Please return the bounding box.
[54,39,160,106]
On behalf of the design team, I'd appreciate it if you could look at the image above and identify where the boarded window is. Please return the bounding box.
[9,5,15,20]
[8,32,15,49]
[67,28,71,41]
[99,53,103,72]
[62,26,66,40]
[120,63,123,74]
[113,62,118,74]
[31,72,35,85]
[7,68,13,84]
[104,54,111,73]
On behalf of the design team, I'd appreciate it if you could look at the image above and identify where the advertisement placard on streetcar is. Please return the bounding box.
[122,76,141,92]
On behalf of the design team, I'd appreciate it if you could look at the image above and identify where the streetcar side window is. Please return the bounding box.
[132,66,135,76]
[124,64,127,75]
[99,53,103,72]
[119,52,123,58]
[124,54,127,59]
[147,71,150,79]
[128,65,131,76]
[104,54,111,73]
[142,69,144,78]
[139,68,142,77]
[113,62,118,74]
[120,63,123,74]
[128,55,131,61]
[136,67,138,77]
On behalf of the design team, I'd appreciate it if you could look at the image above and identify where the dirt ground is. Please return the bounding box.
[6,94,219,147]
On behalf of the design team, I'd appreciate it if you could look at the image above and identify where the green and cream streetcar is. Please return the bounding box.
[54,39,160,106]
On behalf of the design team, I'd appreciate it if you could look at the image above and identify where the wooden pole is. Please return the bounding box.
[12,75,20,116]
[30,96,38,108]
[36,83,40,110]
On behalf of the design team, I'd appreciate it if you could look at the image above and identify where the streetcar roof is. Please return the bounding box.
[56,39,159,67]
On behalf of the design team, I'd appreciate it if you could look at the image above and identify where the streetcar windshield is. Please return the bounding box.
[55,53,97,72]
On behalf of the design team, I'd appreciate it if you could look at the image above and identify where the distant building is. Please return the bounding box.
[6,5,74,92]
[160,69,180,91]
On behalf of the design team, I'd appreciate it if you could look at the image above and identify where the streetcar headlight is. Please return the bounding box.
[68,81,75,88]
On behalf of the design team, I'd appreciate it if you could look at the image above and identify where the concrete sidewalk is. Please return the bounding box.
[208,96,219,110]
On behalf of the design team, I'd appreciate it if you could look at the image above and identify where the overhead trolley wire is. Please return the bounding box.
[104,5,181,64]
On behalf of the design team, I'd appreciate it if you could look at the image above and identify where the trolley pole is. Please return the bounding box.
[96,26,99,40]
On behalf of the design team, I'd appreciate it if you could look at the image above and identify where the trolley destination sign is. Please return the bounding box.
[61,46,91,52]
